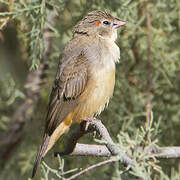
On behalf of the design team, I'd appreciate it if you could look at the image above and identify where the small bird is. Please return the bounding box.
[32,10,125,178]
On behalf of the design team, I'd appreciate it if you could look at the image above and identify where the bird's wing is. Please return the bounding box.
[45,52,88,136]
[32,51,89,178]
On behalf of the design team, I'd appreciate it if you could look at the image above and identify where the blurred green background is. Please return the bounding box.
[0,0,180,179]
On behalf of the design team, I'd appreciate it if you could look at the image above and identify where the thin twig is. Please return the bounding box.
[129,2,144,74]
[145,2,151,141]
[67,158,117,180]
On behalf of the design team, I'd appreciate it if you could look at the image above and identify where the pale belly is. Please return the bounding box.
[71,67,115,123]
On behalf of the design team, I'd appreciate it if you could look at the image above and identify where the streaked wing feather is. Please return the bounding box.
[45,53,88,136]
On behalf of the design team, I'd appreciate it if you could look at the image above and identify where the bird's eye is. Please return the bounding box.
[103,21,110,25]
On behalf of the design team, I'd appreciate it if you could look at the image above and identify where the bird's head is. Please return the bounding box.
[74,10,126,41]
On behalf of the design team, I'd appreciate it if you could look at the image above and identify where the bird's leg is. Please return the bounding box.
[54,122,85,157]
[54,121,92,157]
[54,118,100,157]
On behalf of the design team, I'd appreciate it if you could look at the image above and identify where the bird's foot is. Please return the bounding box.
[82,117,98,131]
[83,117,98,122]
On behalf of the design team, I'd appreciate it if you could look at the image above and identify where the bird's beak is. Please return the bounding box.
[113,18,126,29]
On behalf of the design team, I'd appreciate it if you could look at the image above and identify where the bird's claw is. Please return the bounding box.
[83,117,97,122]
[82,117,97,131]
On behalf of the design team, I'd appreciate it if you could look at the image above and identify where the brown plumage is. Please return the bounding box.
[32,10,125,178]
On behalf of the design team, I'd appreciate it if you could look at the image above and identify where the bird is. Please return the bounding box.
[32,10,125,178]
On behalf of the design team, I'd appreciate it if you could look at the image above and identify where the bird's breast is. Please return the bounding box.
[90,64,116,115]
[71,39,120,122]
[72,56,116,122]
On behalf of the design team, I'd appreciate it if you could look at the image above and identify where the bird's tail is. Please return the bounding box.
[31,116,72,178]
[31,134,50,178]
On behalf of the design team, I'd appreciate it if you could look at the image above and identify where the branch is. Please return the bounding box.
[67,158,117,180]
[0,9,57,167]
[69,144,180,159]
[59,119,180,159]
[68,143,111,157]
[153,146,180,158]
[56,119,180,180]
[56,119,133,166]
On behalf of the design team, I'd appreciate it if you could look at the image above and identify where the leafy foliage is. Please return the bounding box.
[0,74,25,130]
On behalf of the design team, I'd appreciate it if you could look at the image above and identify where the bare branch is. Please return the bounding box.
[68,144,180,159]
[69,144,111,157]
